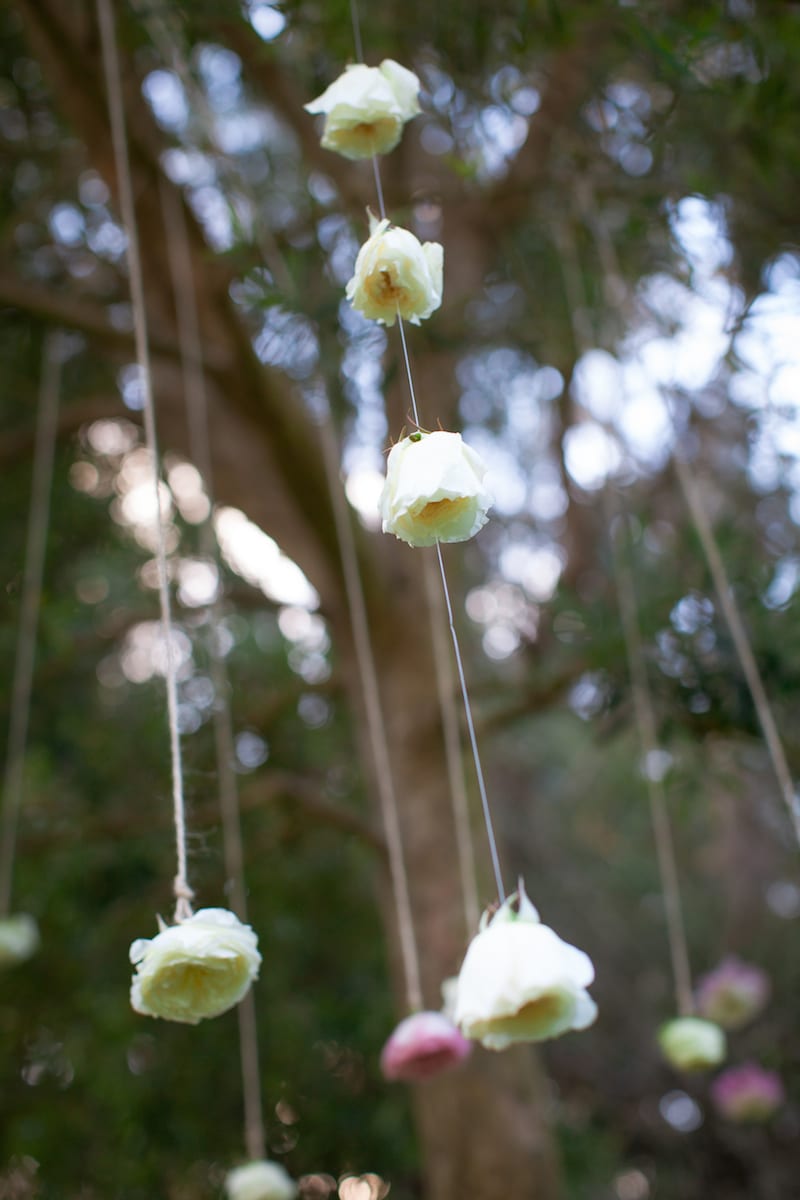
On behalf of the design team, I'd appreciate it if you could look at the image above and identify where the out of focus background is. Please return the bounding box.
[1,1,799,1197]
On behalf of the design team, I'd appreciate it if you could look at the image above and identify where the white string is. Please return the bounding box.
[96,0,193,922]
[347,1,506,902]
[434,544,506,904]
[606,496,694,1016]
[317,404,424,1013]
[159,178,265,1158]
[0,333,61,918]
[581,189,800,852]
[422,556,480,932]
[556,217,693,1014]
[671,451,800,849]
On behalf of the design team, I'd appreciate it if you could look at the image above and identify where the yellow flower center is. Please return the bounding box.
[483,992,569,1037]
[417,497,469,525]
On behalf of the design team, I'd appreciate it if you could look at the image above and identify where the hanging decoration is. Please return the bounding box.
[379,431,492,548]
[379,1010,471,1082]
[304,60,421,159]
[657,1017,727,1073]
[346,215,443,326]
[307,0,600,1059]
[710,1063,785,1123]
[95,0,260,1021]
[130,908,261,1025]
[224,1157,298,1200]
[694,957,771,1031]
[0,332,62,967]
[453,882,596,1050]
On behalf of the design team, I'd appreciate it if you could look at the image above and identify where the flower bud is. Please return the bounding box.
[380,1010,472,1081]
[379,431,491,548]
[658,1016,726,1072]
[225,1160,297,1200]
[454,883,597,1050]
[304,60,420,160]
[0,913,39,967]
[346,217,442,327]
[710,1062,784,1122]
[694,957,770,1030]
[129,908,261,1025]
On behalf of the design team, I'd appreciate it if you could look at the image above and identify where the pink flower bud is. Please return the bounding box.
[380,1011,472,1082]
[695,957,770,1030]
[711,1062,785,1122]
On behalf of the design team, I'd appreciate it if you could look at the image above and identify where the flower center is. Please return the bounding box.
[484,992,569,1037]
[417,497,469,524]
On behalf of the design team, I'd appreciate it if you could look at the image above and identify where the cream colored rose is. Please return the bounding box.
[129,908,261,1025]
[379,431,491,548]
[658,1016,726,1071]
[225,1160,297,1200]
[346,217,443,327]
[0,913,40,967]
[304,60,420,160]
[454,883,597,1050]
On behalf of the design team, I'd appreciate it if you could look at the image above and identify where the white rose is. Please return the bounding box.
[454,883,597,1050]
[346,217,443,327]
[0,913,40,967]
[379,431,491,548]
[225,1160,297,1200]
[658,1016,726,1072]
[304,60,420,160]
[129,908,261,1025]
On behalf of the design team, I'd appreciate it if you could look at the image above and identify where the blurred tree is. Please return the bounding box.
[1,1,799,1198]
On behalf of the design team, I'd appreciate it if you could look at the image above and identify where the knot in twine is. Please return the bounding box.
[173,876,195,922]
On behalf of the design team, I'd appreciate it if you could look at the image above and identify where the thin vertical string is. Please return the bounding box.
[349,0,365,64]
[581,189,800,851]
[96,0,193,922]
[350,3,506,899]
[605,496,694,1016]
[671,452,800,848]
[422,557,480,932]
[317,406,424,1013]
[0,334,61,918]
[433,544,506,904]
[556,217,693,1015]
[159,179,265,1160]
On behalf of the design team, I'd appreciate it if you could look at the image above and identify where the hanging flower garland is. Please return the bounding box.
[306,50,599,1067]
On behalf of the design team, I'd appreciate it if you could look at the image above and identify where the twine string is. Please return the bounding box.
[671,451,800,848]
[606,496,694,1016]
[0,333,61,918]
[159,178,265,1158]
[556,216,693,1015]
[317,406,424,1013]
[96,0,193,922]
[581,186,800,851]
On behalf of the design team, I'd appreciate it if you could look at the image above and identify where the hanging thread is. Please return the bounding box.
[580,185,800,852]
[672,452,800,849]
[0,333,62,918]
[96,0,193,921]
[422,556,480,932]
[606,497,694,1016]
[159,178,265,1159]
[317,406,424,1013]
[556,217,693,1015]
[346,0,506,903]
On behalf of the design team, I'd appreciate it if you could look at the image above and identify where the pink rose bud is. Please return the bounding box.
[711,1062,785,1122]
[380,1011,472,1082]
[695,957,770,1030]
